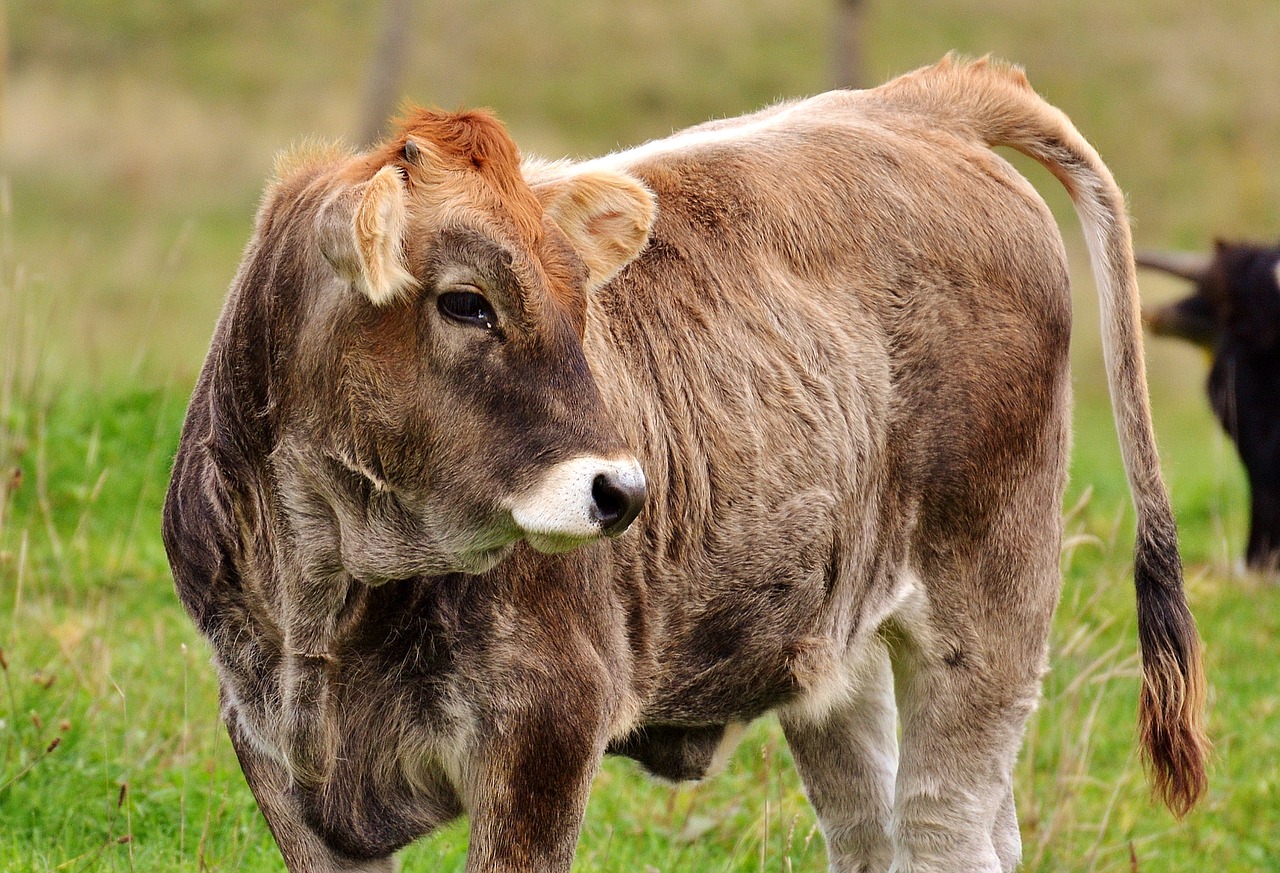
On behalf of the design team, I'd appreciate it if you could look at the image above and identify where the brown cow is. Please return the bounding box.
[163,56,1207,872]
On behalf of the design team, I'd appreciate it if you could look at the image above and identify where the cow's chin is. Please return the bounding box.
[521,530,600,555]
[454,542,516,574]
[343,544,514,582]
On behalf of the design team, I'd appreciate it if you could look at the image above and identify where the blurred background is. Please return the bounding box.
[6,0,1280,384]
[2,1,1279,870]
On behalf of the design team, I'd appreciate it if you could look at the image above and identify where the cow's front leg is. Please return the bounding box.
[461,701,605,873]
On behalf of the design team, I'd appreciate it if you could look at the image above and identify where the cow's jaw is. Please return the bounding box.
[454,542,516,574]
[508,456,648,554]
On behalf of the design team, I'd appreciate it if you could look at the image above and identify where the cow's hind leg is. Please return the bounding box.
[780,638,897,873]
[886,518,1059,873]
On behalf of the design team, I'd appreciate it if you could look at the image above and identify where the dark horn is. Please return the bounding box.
[1134,249,1212,282]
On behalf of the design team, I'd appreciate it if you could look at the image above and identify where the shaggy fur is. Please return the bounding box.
[164,56,1207,872]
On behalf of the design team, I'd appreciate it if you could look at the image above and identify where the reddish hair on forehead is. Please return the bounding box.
[374,106,544,240]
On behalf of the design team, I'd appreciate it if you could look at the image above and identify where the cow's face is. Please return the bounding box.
[276,110,655,582]
[1196,243,1280,450]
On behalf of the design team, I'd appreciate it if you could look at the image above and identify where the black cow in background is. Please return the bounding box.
[1140,242,1280,572]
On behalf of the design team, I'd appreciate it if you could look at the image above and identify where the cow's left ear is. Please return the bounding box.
[316,165,417,306]
[532,168,657,292]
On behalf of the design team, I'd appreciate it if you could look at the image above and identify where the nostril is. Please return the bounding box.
[591,472,647,536]
[591,474,627,529]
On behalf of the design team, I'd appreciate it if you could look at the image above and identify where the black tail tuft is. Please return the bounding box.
[1134,513,1209,817]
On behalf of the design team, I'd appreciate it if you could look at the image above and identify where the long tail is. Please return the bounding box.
[886,54,1209,816]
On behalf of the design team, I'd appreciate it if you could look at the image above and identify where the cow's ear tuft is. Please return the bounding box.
[533,168,656,292]
[317,165,417,306]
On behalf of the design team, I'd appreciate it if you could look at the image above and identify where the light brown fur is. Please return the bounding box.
[164,57,1206,872]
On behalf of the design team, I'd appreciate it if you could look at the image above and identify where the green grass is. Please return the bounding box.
[3,384,1278,872]
[3,0,1280,870]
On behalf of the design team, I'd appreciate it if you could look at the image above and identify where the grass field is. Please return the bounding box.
[3,1,1280,870]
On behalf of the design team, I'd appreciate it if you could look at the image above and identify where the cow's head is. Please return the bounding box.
[264,109,656,582]
[1139,240,1280,569]
[1140,243,1280,352]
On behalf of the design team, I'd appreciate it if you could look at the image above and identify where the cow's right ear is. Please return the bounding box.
[316,165,417,306]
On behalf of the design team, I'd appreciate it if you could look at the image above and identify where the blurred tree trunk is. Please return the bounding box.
[357,0,416,146]
[0,0,8,137]
[831,0,868,90]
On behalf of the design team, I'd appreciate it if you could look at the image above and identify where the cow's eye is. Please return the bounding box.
[437,290,497,330]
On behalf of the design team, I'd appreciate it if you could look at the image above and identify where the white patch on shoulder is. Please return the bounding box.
[219,681,289,769]
[430,690,479,795]
[1273,257,1280,292]
[785,648,856,726]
